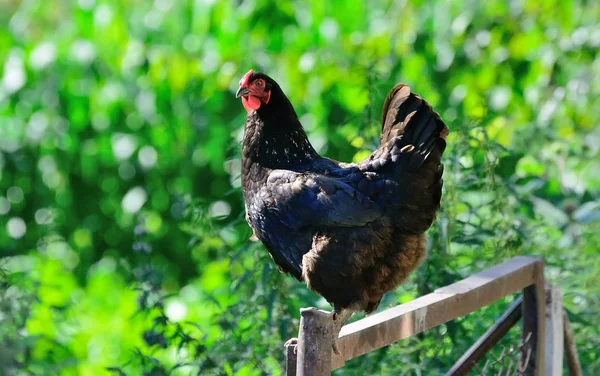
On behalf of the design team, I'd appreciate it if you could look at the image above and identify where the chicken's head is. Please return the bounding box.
[235,69,271,112]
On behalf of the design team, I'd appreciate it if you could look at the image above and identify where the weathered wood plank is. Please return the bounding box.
[544,284,563,376]
[286,339,298,376]
[521,262,546,376]
[330,256,543,370]
[296,308,335,376]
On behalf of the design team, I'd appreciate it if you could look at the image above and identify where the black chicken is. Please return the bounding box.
[236,70,448,352]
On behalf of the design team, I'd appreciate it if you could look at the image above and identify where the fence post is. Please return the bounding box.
[296,308,334,376]
[521,261,545,376]
[544,284,563,376]
[286,339,298,376]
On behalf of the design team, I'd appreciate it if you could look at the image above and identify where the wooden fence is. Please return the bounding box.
[284,256,582,375]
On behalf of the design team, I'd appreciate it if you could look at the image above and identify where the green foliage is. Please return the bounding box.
[1,0,599,374]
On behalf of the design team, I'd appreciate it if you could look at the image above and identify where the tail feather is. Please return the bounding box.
[381,86,448,173]
[380,84,418,143]
[374,84,449,233]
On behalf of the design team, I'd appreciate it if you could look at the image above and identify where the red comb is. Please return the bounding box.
[239,69,254,87]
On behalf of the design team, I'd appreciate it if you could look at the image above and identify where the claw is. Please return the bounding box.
[332,341,340,355]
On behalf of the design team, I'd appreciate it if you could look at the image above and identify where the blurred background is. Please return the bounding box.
[1,0,599,374]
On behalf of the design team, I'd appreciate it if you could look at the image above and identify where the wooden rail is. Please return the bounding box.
[285,256,552,375]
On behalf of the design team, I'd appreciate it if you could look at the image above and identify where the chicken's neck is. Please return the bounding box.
[241,99,319,178]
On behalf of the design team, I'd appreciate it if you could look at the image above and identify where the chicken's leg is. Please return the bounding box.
[331,308,354,355]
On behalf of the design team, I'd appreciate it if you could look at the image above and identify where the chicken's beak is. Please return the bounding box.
[236,86,250,98]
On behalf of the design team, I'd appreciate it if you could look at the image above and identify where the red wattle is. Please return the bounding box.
[242,95,262,112]
[242,97,251,112]
[247,95,261,110]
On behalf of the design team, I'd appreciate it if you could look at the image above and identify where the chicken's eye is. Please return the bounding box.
[255,80,263,87]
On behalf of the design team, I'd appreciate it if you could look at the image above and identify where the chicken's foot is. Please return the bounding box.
[284,337,298,354]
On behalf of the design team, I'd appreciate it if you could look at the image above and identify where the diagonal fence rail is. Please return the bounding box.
[284,256,580,375]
